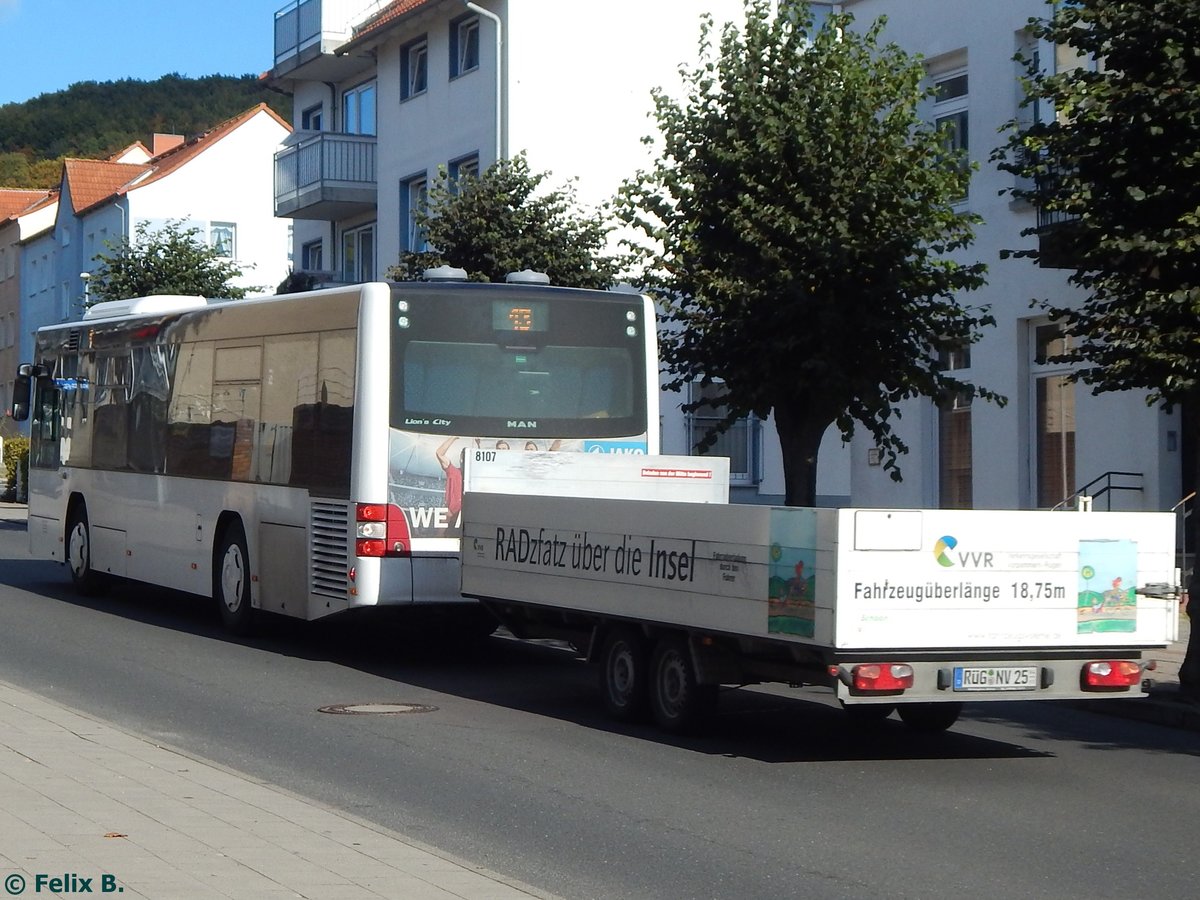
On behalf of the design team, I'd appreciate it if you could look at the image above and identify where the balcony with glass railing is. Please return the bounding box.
[273,0,384,80]
[274,131,377,220]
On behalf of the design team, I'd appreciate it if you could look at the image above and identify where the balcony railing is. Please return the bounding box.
[275,131,377,220]
[1030,159,1084,269]
[273,0,382,73]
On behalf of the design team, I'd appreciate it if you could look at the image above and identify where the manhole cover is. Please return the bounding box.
[318,703,438,715]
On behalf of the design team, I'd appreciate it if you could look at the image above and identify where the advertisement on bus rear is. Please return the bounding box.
[387,432,649,542]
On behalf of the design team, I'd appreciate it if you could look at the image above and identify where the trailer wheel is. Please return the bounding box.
[214,520,255,636]
[66,503,106,596]
[841,702,896,723]
[600,628,650,722]
[649,636,717,733]
[898,702,962,733]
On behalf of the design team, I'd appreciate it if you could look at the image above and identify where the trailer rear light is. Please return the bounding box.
[1082,660,1141,689]
[355,503,411,558]
[852,663,914,692]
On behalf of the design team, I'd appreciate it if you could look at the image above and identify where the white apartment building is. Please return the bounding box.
[18,104,294,372]
[843,0,1180,515]
[269,0,1179,514]
[268,0,851,505]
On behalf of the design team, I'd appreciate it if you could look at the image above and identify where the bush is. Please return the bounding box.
[2,436,29,502]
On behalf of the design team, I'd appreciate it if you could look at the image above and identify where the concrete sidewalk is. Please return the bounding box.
[0,681,550,899]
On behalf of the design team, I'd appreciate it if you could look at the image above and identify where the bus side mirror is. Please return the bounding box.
[10,363,46,422]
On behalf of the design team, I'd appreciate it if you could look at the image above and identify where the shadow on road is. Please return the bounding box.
[3,553,1193,762]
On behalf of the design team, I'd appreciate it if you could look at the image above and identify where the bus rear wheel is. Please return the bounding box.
[599,627,650,722]
[66,503,106,596]
[214,520,255,635]
[649,635,717,734]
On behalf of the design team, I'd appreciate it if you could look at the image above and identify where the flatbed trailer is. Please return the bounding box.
[460,453,1179,733]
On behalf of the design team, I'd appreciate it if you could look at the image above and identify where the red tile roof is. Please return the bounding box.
[107,141,151,163]
[66,103,291,216]
[0,189,54,221]
[345,0,437,48]
[63,158,152,215]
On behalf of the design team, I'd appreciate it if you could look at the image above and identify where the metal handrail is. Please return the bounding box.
[1052,470,1143,511]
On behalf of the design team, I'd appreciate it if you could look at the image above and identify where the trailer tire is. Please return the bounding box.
[649,636,717,734]
[898,702,962,733]
[214,520,255,636]
[841,702,895,723]
[600,628,650,722]
[66,503,106,596]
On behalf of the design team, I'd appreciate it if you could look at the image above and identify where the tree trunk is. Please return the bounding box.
[1183,576,1199,696]
[1182,397,1200,694]
[773,404,833,508]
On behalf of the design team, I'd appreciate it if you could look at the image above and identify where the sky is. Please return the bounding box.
[0,0,278,105]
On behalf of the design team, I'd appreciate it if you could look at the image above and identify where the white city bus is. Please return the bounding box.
[12,277,659,632]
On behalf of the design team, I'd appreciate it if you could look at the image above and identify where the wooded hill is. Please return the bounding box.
[0,74,292,189]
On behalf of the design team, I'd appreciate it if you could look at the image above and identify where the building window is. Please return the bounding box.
[341,223,375,282]
[938,340,971,372]
[210,223,236,258]
[401,176,428,252]
[301,104,323,131]
[939,392,973,509]
[302,240,323,272]
[450,15,480,78]
[1032,322,1076,507]
[448,154,479,186]
[938,341,973,508]
[932,67,969,201]
[402,36,429,100]
[343,81,377,136]
[686,382,760,485]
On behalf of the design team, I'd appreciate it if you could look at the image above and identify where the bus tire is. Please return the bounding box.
[214,520,255,635]
[649,635,717,734]
[898,702,962,733]
[599,627,650,722]
[66,503,106,596]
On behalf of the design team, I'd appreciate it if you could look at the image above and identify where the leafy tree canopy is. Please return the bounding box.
[995,0,1200,690]
[0,75,290,189]
[617,0,999,505]
[89,220,255,303]
[387,153,620,289]
[995,0,1200,408]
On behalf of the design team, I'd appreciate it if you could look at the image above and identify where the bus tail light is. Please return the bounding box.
[1081,660,1141,690]
[355,503,411,558]
[852,663,914,693]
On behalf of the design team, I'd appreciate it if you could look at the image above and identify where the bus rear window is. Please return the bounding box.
[402,342,632,421]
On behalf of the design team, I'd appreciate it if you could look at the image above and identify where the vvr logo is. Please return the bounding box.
[933,535,994,568]
[934,535,958,567]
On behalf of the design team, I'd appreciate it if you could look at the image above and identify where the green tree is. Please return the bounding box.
[387,153,620,288]
[994,0,1200,690]
[617,0,1000,506]
[0,74,290,177]
[89,220,255,303]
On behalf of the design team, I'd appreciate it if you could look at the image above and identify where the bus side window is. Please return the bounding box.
[92,353,132,471]
[29,379,62,469]
[128,344,173,474]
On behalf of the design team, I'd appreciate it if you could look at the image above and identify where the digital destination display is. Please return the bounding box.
[493,299,548,332]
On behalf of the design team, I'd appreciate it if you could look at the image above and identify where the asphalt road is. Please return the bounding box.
[1,516,1198,900]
